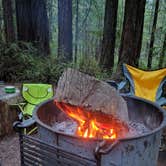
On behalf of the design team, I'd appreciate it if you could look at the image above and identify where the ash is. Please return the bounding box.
[52,120,77,135]
[52,120,151,138]
[127,121,150,137]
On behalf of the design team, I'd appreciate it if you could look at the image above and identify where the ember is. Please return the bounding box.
[54,101,129,139]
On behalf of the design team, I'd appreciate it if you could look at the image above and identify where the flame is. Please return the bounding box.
[55,101,128,139]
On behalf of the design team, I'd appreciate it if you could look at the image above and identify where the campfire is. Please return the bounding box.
[30,96,164,166]
[54,101,129,139]
[14,69,166,166]
[53,68,130,140]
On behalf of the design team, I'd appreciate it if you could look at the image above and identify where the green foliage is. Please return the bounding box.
[0,42,66,83]
[1,0,165,84]
[72,55,110,79]
[76,56,100,76]
[0,40,110,83]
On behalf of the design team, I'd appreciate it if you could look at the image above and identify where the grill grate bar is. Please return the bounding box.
[23,157,40,166]
[23,143,57,162]
[23,149,57,164]
[23,147,80,166]
[22,139,94,165]
[20,134,97,166]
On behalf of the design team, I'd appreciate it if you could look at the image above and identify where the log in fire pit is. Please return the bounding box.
[30,95,166,166]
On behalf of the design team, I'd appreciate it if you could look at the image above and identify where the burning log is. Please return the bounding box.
[54,68,129,122]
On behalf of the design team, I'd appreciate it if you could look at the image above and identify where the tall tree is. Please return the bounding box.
[118,0,146,70]
[0,0,4,41]
[58,0,72,61]
[158,33,166,68]
[147,0,160,69]
[100,0,118,71]
[2,0,15,42]
[74,0,79,63]
[15,0,50,55]
[47,0,54,41]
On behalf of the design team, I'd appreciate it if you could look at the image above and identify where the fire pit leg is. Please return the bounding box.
[13,119,35,166]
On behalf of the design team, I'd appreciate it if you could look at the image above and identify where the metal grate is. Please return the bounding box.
[20,134,97,166]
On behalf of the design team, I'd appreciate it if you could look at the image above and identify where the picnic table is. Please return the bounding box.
[0,85,21,138]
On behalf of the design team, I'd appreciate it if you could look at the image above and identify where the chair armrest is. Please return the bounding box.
[157,97,166,107]
[117,80,127,90]
[10,102,26,107]
[106,80,118,89]
[10,102,26,112]
[106,80,128,91]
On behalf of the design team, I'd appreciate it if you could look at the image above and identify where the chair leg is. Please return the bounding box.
[27,126,37,135]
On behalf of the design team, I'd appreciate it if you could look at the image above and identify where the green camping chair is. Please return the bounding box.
[16,83,54,134]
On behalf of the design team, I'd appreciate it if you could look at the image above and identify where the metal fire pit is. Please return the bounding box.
[15,96,166,166]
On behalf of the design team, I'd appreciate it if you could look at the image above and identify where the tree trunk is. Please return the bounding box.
[0,2,4,41]
[145,1,155,58]
[147,0,159,69]
[100,0,118,71]
[58,0,72,62]
[158,33,166,68]
[47,0,54,41]
[117,0,146,72]
[74,0,79,63]
[15,0,50,55]
[2,0,15,43]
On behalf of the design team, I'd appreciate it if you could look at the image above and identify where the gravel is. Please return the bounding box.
[0,134,20,166]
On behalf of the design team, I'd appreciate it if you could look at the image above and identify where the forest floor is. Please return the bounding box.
[0,134,20,166]
[0,134,166,166]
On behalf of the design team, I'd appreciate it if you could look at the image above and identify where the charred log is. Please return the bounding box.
[54,68,129,122]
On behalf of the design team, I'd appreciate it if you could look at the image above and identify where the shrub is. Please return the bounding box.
[73,55,104,78]
[0,42,66,83]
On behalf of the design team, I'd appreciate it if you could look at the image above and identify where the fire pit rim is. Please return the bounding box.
[33,95,166,142]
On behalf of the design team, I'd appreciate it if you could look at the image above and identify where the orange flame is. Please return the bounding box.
[55,101,128,139]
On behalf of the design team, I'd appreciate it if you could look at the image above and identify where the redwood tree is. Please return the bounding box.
[118,0,146,70]
[2,0,15,42]
[147,0,160,69]
[100,0,118,71]
[74,0,79,63]
[158,33,166,68]
[58,0,72,61]
[15,0,50,55]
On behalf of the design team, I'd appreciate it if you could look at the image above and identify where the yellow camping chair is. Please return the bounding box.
[117,64,166,107]
[116,64,166,151]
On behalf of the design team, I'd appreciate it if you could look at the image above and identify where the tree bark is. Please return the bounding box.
[147,0,160,69]
[0,2,4,41]
[100,0,118,71]
[15,0,50,55]
[117,0,146,72]
[47,0,54,41]
[58,0,72,62]
[158,33,166,68]
[54,68,129,122]
[2,0,15,43]
[74,0,79,63]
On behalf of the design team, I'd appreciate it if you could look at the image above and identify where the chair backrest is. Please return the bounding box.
[22,84,54,105]
[123,64,166,102]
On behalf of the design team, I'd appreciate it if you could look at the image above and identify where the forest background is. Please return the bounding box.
[0,0,165,83]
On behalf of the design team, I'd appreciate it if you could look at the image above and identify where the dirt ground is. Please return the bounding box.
[0,134,166,166]
[0,134,20,166]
